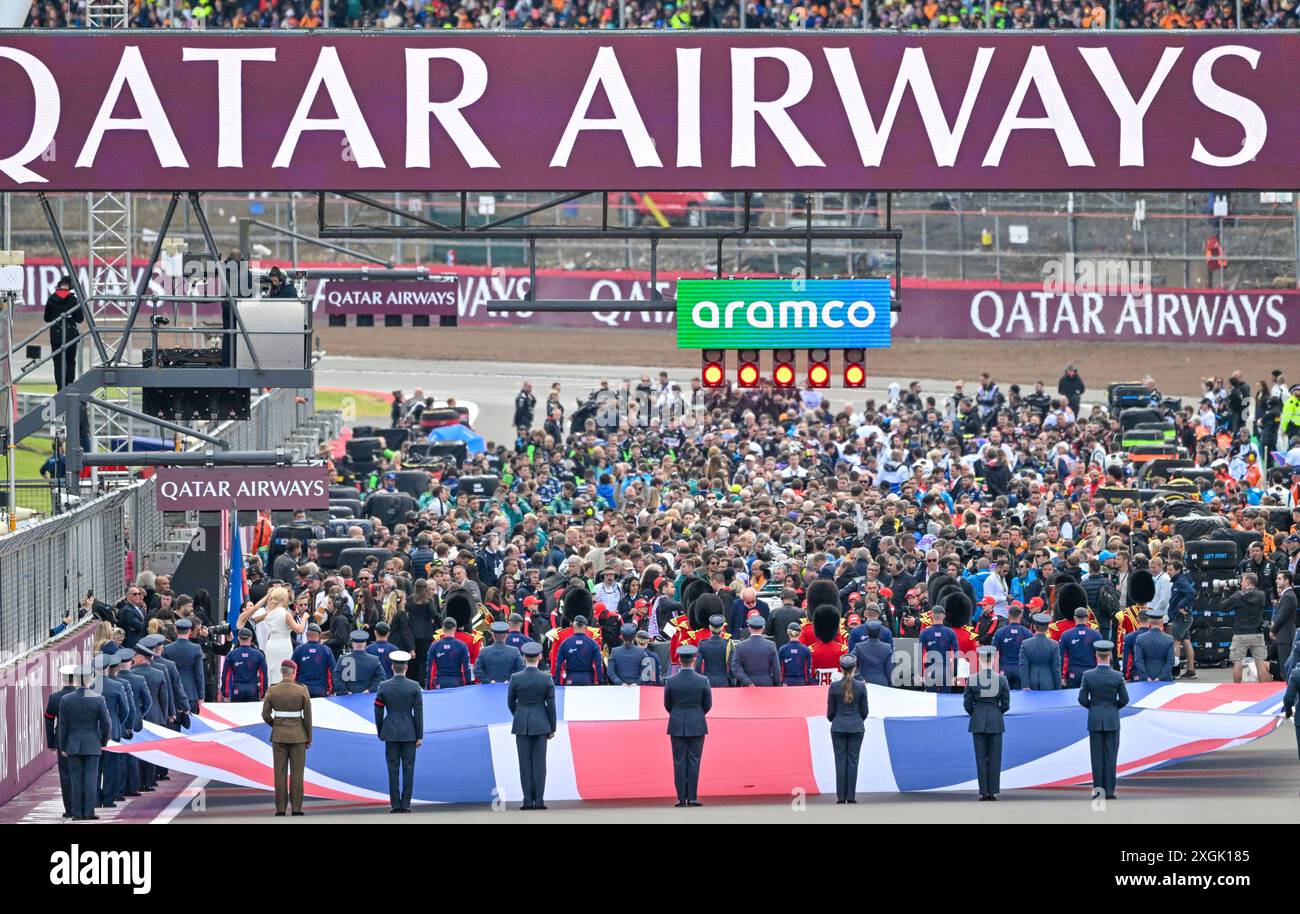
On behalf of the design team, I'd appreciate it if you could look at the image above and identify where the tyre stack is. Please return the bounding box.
[1184,539,1240,667]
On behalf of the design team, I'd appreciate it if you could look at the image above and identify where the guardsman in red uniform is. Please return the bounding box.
[549,585,602,665]
[1048,581,1097,642]
[808,605,849,681]
[444,591,484,664]
[1114,569,1153,675]
[669,579,713,667]
[800,580,845,652]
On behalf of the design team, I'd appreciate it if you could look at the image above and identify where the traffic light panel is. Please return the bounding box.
[844,349,866,387]
[772,349,796,388]
[737,349,760,388]
[701,349,725,387]
[808,349,831,388]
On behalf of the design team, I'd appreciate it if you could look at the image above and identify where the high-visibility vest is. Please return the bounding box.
[1205,236,1227,271]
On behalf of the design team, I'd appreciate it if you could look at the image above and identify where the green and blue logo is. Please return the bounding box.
[675,278,892,349]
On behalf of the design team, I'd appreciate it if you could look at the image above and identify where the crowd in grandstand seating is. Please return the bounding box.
[25,0,1300,30]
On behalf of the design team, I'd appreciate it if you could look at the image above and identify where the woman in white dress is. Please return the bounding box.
[238,586,304,685]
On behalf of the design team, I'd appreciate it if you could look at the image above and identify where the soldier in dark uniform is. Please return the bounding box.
[826,654,869,803]
[427,617,473,688]
[261,659,313,816]
[43,665,79,818]
[778,622,813,686]
[964,645,1011,801]
[695,615,734,688]
[508,642,556,810]
[990,605,1032,690]
[221,628,268,701]
[730,615,780,686]
[366,622,401,679]
[552,616,604,686]
[504,613,534,652]
[475,621,525,683]
[1020,613,1062,690]
[1282,661,1300,781]
[851,620,894,687]
[633,630,664,684]
[1078,641,1129,800]
[163,618,205,713]
[336,629,385,694]
[115,649,150,797]
[91,653,131,809]
[664,644,711,807]
[292,624,337,697]
[374,651,423,813]
[1060,607,1102,688]
[58,666,112,820]
[146,633,188,788]
[131,641,174,790]
[1132,610,1176,681]
[919,604,960,692]
[608,624,657,685]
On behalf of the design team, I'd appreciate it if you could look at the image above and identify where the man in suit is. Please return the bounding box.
[90,653,130,809]
[57,666,112,820]
[336,629,385,694]
[1133,610,1176,681]
[373,650,423,813]
[261,659,313,816]
[43,665,80,818]
[508,642,556,810]
[1020,613,1062,690]
[115,649,150,798]
[1273,571,1296,680]
[475,621,525,683]
[696,615,734,687]
[850,620,894,687]
[963,645,1011,801]
[162,618,205,713]
[1078,641,1129,800]
[730,615,780,686]
[664,644,712,807]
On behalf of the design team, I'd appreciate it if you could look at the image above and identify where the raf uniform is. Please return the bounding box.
[91,654,131,808]
[261,661,313,816]
[57,668,112,820]
[664,644,712,806]
[990,617,1032,690]
[146,634,190,728]
[373,651,424,813]
[552,619,604,686]
[1020,614,1063,690]
[1282,663,1300,770]
[730,616,780,686]
[43,666,79,818]
[508,642,557,810]
[162,619,205,712]
[850,621,894,687]
[336,630,385,694]
[1122,623,1151,681]
[1060,611,1102,688]
[696,616,734,687]
[607,625,660,685]
[428,624,474,689]
[115,650,150,796]
[222,630,268,701]
[778,624,814,686]
[1132,611,1176,681]
[292,628,337,697]
[1078,642,1129,800]
[963,646,1011,800]
[132,644,174,790]
[826,655,870,803]
[475,622,526,683]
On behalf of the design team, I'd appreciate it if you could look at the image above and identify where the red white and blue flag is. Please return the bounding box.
[109,682,1285,804]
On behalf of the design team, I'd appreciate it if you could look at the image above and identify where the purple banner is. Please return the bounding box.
[0,32,1297,191]
[155,466,329,512]
[320,278,457,316]
[0,625,95,807]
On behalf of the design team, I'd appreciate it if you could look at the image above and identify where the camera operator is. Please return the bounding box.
[1238,541,1277,612]
[1221,572,1272,684]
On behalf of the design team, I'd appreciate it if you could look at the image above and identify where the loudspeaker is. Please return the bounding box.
[143,386,251,421]
[456,475,499,498]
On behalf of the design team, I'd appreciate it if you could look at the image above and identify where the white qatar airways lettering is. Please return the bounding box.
[969,290,1286,339]
[0,43,1275,182]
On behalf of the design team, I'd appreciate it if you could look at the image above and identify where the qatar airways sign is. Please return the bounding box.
[155,466,329,512]
[0,32,1294,191]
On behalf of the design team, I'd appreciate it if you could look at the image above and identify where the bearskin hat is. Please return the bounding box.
[942,590,973,629]
[926,573,956,606]
[806,579,840,614]
[1128,569,1156,605]
[812,604,842,644]
[444,590,475,630]
[691,593,725,631]
[1054,581,1089,623]
[680,578,711,619]
[561,585,593,627]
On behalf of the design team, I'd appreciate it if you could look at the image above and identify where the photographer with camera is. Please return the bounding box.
[1221,572,1272,684]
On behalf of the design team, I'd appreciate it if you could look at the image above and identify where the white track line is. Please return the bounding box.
[151,778,209,825]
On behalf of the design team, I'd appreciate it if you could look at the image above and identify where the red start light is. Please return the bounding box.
[845,364,865,386]
[809,363,830,387]
[773,363,795,387]
[738,363,759,387]
[703,362,725,386]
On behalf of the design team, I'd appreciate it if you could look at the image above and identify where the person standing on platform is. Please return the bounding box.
[373,651,423,814]
[826,654,869,804]
[1078,641,1128,801]
[664,644,711,807]
[964,645,1011,801]
[57,666,111,821]
[508,642,556,810]
[261,659,313,817]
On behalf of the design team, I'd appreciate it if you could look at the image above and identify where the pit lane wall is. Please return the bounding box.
[0,624,96,807]
[12,260,1297,344]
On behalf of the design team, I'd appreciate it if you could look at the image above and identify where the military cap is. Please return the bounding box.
[866,620,883,632]
[93,653,117,670]
[1074,607,1090,619]
[573,615,588,627]
[490,621,509,634]
[175,618,193,631]
[132,643,154,657]
[58,664,79,676]
[73,665,94,678]
[1093,640,1115,652]
[787,622,802,633]
[238,627,255,639]
[620,623,638,637]
[374,621,391,635]
[1032,613,1052,625]
[977,644,998,657]
[306,622,323,634]
[676,644,698,659]
[350,629,369,642]
[931,605,946,616]
[508,613,524,624]
[633,629,650,640]
[115,649,135,665]
[521,642,544,658]
[838,654,857,669]
[137,634,160,650]
[388,651,412,663]
[1143,609,1165,620]
[747,615,766,629]
[280,658,298,671]
[708,614,725,627]
[442,617,458,630]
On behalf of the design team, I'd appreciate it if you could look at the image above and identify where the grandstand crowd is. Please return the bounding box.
[24,0,1300,31]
